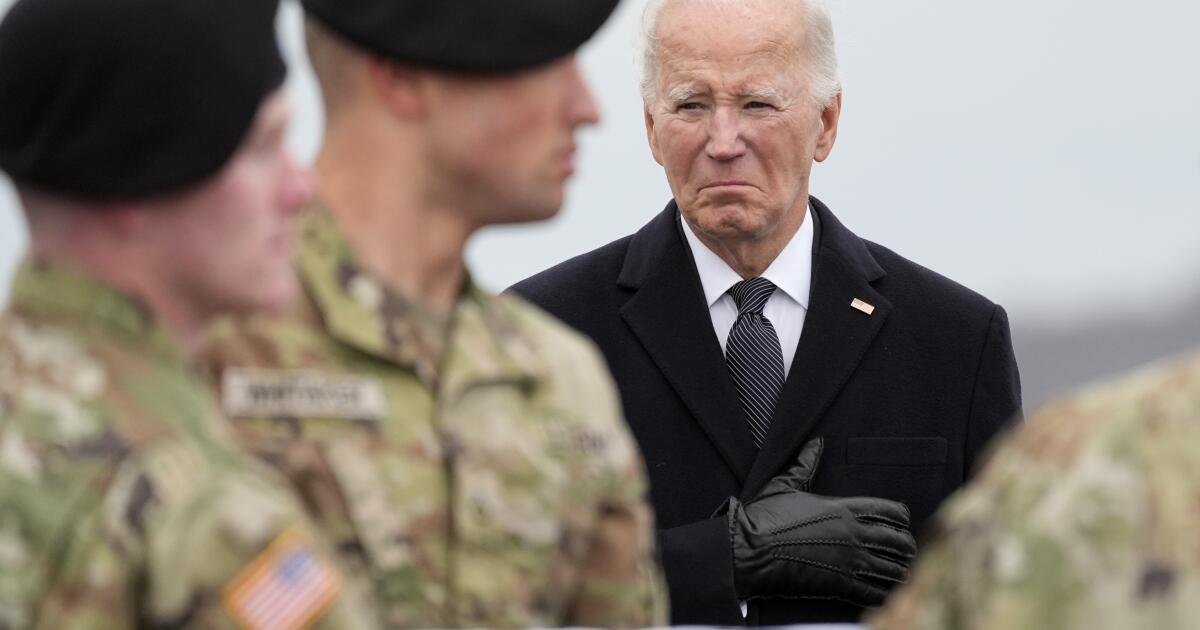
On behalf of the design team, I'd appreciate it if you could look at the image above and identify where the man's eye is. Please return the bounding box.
[678,102,705,111]
[745,101,773,110]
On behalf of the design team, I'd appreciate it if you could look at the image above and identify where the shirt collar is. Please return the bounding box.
[680,203,814,309]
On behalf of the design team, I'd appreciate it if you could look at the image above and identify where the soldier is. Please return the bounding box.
[870,350,1200,630]
[0,0,378,628]
[201,0,668,627]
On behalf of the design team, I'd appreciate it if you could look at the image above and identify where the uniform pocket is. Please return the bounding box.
[846,437,948,466]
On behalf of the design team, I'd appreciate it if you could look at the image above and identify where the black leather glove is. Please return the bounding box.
[725,438,917,607]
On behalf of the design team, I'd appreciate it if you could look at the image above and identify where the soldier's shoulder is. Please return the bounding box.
[0,316,118,598]
[955,350,1200,531]
[1071,349,1199,415]
[1017,350,1200,461]
[1,314,132,457]
[6,309,231,447]
[487,292,640,468]
[1,315,240,575]
[0,310,273,505]
[490,291,609,373]
[0,312,109,387]
[0,314,343,626]
[4,429,330,628]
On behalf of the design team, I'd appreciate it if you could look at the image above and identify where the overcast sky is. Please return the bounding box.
[2,0,1198,332]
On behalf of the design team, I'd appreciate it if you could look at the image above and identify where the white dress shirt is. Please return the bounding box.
[682,208,815,619]
[681,206,814,378]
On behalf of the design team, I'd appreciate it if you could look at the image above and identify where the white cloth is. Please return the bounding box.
[681,206,814,378]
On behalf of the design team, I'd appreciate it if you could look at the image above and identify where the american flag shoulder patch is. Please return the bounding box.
[222,528,343,630]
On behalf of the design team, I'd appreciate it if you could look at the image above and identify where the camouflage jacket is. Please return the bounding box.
[203,203,668,629]
[871,350,1200,630]
[0,260,378,630]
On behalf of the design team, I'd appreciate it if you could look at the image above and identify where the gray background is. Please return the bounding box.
[1,0,1197,406]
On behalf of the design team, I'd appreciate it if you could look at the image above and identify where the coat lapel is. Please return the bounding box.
[741,198,892,498]
[618,203,758,484]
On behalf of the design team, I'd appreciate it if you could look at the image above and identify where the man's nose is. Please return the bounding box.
[565,57,601,127]
[705,108,746,161]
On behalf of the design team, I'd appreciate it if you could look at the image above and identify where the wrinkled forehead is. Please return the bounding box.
[652,5,811,93]
[653,0,807,84]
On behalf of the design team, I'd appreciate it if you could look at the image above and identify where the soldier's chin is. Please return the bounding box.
[495,191,565,225]
[483,209,559,226]
[240,271,300,316]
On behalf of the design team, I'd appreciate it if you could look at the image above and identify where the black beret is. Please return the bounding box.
[0,0,286,199]
[302,0,621,74]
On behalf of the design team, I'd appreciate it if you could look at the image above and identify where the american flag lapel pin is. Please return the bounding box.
[850,298,875,315]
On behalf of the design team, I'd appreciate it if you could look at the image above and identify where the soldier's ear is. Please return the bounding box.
[367,58,427,119]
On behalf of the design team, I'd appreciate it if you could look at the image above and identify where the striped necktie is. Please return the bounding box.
[725,277,786,448]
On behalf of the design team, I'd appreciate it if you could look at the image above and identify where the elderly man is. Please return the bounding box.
[512,0,1022,624]
[871,349,1200,630]
[0,0,379,628]
[201,0,667,627]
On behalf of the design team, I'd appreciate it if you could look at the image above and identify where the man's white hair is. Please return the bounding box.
[637,0,841,109]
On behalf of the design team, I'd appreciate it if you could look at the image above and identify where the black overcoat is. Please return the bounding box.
[511,197,1022,625]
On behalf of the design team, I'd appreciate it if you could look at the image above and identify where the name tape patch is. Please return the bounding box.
[222,368,387,420]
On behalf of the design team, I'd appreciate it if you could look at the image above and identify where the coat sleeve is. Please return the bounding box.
[657,517,746,625]
[964,305,1023,477]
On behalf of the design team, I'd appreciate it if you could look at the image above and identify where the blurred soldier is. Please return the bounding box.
[0,0,379,628]
[871,350,1200,630]
[201,0,667,628]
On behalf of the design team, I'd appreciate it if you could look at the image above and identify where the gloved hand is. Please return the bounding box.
[725,438,917,607]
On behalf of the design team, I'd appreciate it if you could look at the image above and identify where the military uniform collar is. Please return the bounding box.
[297,200,544,389]
[439,282,548,397]
[8,258,182,361]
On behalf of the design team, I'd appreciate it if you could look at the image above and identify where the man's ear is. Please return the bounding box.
[367,57,426,118]
[813,90,842,163]
[644,103,664,166]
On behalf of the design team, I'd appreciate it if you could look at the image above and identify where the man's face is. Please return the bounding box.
[422,55,600,226]
[645,1,840,244]
[143,90,311,318]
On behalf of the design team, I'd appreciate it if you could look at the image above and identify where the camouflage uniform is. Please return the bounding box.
[203,202,669,629]
[0,260,378,630]
[871,350,1200,630]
